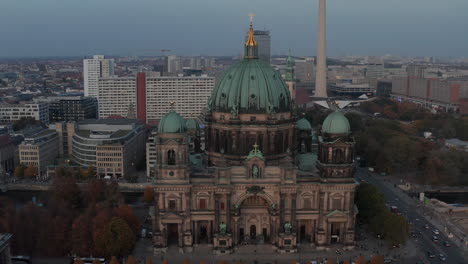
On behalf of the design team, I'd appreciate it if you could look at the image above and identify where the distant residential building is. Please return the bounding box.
[245,30,271,63]
[0,233,12,264]
[98,76,137,119]
[83,55,115,97]
[97,73,215,124]
[55,119,146,178]
[365,64,384,79]
[406,65,426,78]
[0,135,17,174]
[391,77,468,112]
[36,96,97,122]
[0,102,49,124]
[295,58,315,82]
[19,129,59,175]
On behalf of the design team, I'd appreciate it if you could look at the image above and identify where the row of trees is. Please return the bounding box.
[360,98,468,140]
[0,177,141,258]
[14,164,38,178]
[352,115,468,185]
[355,183,409,246]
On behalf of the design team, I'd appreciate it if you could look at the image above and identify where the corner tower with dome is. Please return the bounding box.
[149,19,357,254]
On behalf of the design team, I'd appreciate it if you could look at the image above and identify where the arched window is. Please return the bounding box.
[167,150,176,165]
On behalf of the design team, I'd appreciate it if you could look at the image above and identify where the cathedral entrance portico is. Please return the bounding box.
[236,195,274,245]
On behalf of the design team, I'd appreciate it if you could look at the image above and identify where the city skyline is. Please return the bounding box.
[1,0,467,58]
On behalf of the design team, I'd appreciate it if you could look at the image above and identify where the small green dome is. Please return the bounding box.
[158,110,186,133]
[297,118,312,130]
[322,111,351,134]
[210,59,292,114]
[186,119,199,130]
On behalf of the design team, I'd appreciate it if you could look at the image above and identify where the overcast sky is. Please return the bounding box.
[1,0,467,58]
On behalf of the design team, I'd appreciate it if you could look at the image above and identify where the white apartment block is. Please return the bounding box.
[83,55,115,97]
[145,75,215,123]
[97,74,215,124]
[98,77,137,119]
[0,103,49,124]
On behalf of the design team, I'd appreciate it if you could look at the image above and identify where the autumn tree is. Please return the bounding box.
[50,176,82,210]
[14,164,26,178]
[370,255,384,264]
[126,256,138,264]
[114,204,141,235]
[71,214,93,256]
[145,257,155,264]
[325,259,335,264]
[109,256,120,264]
[162,259,169,264]
[24,164,38,178]
[143,186,155,204]
[92,260,101,264]
[94,217,135,257]
[182,259,190,264]
[355,256,366,264]
[86,179,107,205]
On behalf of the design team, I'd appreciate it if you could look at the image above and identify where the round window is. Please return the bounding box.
[169,171,175,176]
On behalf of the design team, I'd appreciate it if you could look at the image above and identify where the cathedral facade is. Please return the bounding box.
[150,21,357,253]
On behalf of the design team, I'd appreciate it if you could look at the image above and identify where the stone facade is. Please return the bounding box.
[149,21,356,253]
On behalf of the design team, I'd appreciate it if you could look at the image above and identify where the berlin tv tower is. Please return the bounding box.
[314,0,328,98]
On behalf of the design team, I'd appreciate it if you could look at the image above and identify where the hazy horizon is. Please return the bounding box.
[1,0,467,58]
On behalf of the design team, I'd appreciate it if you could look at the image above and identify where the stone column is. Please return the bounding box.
[162,193,166,210]
[194,221,199,244]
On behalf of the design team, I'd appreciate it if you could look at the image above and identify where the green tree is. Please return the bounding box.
[355,183,386,222]
[383,214,409,246]
[94,217,135,258]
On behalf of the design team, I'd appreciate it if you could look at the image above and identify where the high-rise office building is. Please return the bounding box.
[167,55,182,73]
[83,55,115,97]
[245,30,271,63]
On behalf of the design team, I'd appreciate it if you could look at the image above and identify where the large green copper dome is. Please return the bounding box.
[322,111,351,134]
[158,110,186,133]
[209,59,292,114]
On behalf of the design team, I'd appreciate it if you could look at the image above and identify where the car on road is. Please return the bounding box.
[439,254,446,261]
[427,251,436,258]
[432,229,440,235]
[443,241,451,247]
[432,236,439,242]
[423,224,429,229]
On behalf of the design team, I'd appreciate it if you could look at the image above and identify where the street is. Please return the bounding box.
[357,168,467,264]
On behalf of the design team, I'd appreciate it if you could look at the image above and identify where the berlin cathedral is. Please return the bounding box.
[149,20,357,253]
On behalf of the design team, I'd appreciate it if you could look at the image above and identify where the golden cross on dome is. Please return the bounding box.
[249,13,255,25]
[169,101,175,109]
